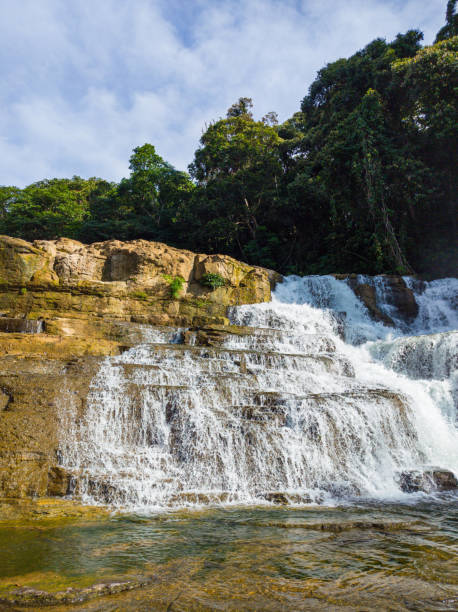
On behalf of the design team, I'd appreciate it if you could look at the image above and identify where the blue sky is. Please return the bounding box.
[0,0,446,187]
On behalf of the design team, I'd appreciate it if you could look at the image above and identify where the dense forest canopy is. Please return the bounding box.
[1,3,457,277]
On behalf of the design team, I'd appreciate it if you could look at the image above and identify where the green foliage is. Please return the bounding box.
[80,144,194,243]
[200,273,227,290]
[162,274,185,299]
[435,1,457,41]
[0,177,105,241]
[226,97,254,118]
[197,299,211,308]
[19,287,27,295]
[131,290,148,300]
[186,99,287,264]
[0,7,456,277]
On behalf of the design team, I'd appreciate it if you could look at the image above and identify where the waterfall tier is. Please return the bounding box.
[60,275,458,510]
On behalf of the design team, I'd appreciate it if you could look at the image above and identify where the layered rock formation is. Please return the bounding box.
[0,235,280,327]
[0,236,280,500]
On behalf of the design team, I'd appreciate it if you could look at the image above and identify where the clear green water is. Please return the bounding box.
[1,501,457,611]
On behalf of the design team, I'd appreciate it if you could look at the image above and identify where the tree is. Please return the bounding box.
[353,89,412,272]
[0,16,455,277]
[435,1,458,42]
[0,177,104,241]
[187,100,287,265]
[82,144,194,243]
[127,144,193,228]
[289,31,441,273]
[392,36,458,273]
[226,97,254,118]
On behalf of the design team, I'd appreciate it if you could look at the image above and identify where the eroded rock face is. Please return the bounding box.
[0,235,277,301]
[51,239,197,285]
[0,348,100,499]
[0,236,57,284]
[342,274,419,326]
[0,236,280,330]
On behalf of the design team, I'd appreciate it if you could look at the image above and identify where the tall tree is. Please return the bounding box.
[435,0,458,41]
[187,100,286,266]
[82,144,194,242]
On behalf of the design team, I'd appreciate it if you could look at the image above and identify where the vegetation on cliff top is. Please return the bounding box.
[0,3,456,277]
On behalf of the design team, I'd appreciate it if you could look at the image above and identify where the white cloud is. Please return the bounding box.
[0,0,446,186]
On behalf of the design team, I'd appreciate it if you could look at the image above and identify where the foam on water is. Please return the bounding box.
[59,275,458,510]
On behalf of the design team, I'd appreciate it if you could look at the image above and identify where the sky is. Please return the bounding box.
[0,0,446,187]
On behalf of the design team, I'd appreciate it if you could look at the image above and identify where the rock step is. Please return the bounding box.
[183,326,336,351]
[110,323,336,350]
[221,389,408,425]
[111,384,409,413]
[163,491,315,506]
[115,353,354,377]
[122,374,259,391]
[143,342,336,358]
[111,383,408,402]
[116,348,337,362]
[66,479,317,506]
[0,317,44,334]
[248,388,408,408]
[118,344,346,373]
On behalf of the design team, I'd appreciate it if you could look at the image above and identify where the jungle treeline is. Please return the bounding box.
[1,2,457,276]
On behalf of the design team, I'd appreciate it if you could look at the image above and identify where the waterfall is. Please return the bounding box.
[59,275,458,510]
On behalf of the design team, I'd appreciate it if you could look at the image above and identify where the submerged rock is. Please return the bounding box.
[262,492,312,505]
[398,468,458,493]
[0,497,110,521]
[1,576,153,607]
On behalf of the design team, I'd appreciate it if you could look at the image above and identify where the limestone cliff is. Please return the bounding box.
[0,236,281,328]
[0,236,281,501]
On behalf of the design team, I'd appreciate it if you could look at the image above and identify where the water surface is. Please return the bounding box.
[1,501,457,610]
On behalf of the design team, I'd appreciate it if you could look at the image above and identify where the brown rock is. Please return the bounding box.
[0,345,100,498]
[47,466,74,497]
[343,274,418,325]
[0,235,56,284]
[262,492,312,505]
[385,275,419,321]
[52,239,196,285]
[263,492,289,504]
[352,282,395,327]
[398,468,458,493]
[0,236,274,329]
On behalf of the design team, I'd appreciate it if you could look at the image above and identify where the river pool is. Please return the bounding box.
[1,499,457,611]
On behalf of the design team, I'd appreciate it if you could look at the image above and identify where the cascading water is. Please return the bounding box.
[59,275,458,510]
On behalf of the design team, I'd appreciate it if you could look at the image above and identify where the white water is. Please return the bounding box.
[60,275,458,510]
